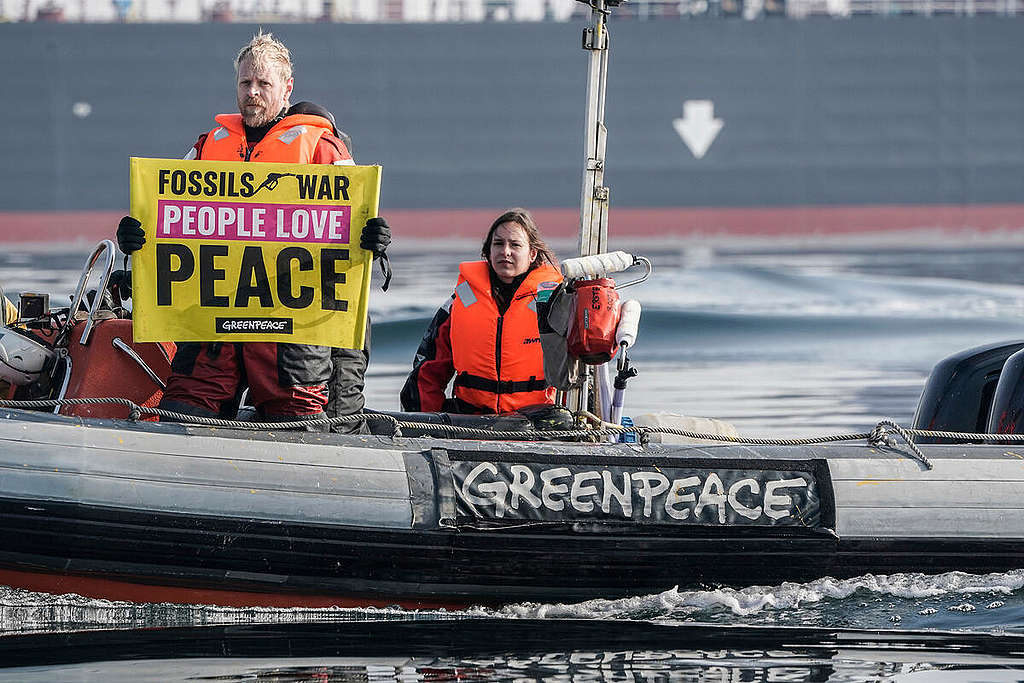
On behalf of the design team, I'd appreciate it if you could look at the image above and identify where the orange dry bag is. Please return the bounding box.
[567,278,621,364]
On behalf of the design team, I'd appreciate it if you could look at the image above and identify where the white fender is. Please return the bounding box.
[616,299,642,349]
[561,251,635,280]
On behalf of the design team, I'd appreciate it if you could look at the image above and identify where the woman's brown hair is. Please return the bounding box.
[481,208,559,270]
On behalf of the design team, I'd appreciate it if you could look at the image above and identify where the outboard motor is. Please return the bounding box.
[912,340,1024,442]
[985,347,1024,434]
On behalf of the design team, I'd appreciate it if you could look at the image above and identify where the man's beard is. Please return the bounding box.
[240,99,273,127]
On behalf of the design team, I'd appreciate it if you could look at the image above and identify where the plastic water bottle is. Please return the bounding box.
[620,415,637,443]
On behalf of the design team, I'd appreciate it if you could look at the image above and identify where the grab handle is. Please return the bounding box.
[112,338,167,390]
[56,240,116,347]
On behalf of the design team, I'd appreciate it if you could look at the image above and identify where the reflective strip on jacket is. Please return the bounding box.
[449,260,562,413]
[196,113,337,163]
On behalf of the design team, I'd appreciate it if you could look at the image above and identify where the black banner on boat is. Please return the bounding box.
[449,457,832,530]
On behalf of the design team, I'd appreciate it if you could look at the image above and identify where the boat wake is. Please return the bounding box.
[4,570,1024,635]
[482,570,1024,631]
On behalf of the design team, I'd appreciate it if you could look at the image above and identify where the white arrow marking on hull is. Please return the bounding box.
[673,100,724,160]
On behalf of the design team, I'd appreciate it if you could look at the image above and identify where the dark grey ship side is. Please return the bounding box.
[1,17,1022,238]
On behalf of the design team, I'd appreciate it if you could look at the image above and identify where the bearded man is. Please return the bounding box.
[117,31,390,430]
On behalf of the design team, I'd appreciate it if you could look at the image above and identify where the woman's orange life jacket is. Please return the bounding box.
[197,113,335,163]
[449,261,562,414]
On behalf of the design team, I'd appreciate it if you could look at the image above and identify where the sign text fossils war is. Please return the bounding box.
[158,168,350,201]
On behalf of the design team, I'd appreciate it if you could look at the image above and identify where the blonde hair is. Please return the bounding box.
[235,30,293,81]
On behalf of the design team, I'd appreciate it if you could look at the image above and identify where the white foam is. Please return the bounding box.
[477,570,1024,620]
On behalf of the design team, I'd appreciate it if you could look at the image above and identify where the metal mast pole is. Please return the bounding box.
[578,0,611,260]
[566,0,613,414]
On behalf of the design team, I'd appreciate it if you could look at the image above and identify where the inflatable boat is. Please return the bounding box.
[2,0,1023,609]
[1,303,1024,608]
[1,389,1024,608]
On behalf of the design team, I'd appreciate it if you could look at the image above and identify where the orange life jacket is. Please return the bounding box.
[197,113,335,163]
[449,261,562,414]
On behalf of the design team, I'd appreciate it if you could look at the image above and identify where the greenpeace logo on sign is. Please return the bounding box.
[215,317,293,334]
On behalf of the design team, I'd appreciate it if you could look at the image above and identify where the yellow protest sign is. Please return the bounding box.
[128,158,381,348]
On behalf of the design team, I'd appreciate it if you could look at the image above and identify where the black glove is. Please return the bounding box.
[360,217,391,258]
[117,215,146,254]
[360,217,392,292]
[108,269,132,301]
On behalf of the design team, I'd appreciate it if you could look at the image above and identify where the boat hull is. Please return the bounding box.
[0,408,1022,607]
[0,504,1021,608]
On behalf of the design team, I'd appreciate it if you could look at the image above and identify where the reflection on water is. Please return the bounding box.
[0,653,941,682]
[3,618,1024,682]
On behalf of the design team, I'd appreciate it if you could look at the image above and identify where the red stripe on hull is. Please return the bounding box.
[2,204,1024,243]
[0,568,469,610]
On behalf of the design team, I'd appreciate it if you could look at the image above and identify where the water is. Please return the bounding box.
[368,239,1024,435]
[3,236,1024,677]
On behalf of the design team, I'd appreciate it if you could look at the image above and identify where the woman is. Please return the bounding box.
[401,208,562,414]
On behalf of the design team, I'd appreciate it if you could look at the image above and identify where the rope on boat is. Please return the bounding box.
[0,397,862,442]
[8,396,1024,469]
[868,420,932,470]
[0,397,394,432]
